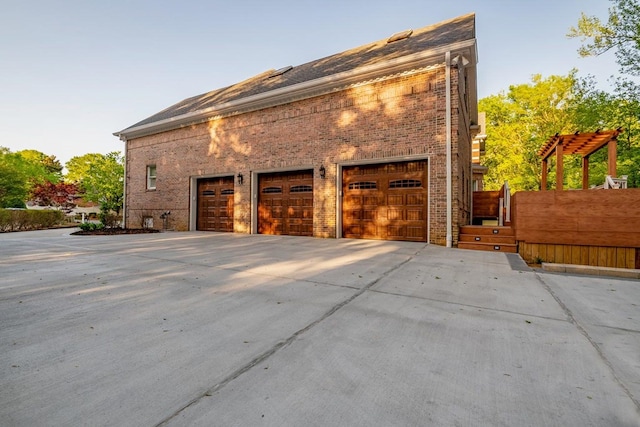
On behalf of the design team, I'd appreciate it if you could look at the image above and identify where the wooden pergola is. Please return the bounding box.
[538,129,623,190]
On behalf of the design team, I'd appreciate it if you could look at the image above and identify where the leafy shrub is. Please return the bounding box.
[0,209,64,232]
[99,211,121,228]
[78,222,105,232]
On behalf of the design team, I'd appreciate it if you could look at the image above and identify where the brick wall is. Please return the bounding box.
[124,65,470,244]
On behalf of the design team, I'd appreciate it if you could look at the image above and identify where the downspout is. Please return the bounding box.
[120,135,127,229]
[445,51,453,248]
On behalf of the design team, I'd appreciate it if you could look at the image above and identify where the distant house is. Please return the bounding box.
[114,13,479,246]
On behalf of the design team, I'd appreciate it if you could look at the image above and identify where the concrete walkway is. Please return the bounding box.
[1,229,639,426]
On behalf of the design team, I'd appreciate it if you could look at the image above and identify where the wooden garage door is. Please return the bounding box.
[342,161,427,242]
[258,170,313,236]
[197,177,234,232]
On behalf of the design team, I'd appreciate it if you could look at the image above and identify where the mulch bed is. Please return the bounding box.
[71,228,161,236]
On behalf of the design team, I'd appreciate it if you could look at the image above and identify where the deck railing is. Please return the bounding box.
[472,181,511,226]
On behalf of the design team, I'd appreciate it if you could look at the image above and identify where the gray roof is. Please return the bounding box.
[119,13,475,134]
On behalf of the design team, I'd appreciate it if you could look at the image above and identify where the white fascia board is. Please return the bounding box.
[114,39,476,140]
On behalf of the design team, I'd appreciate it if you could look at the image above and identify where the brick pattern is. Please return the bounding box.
[124,66,471,245]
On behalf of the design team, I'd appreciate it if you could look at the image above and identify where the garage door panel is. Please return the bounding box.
[387,194,404,205]
[197,177,234,232]
[406,193,425,205]
[407,226,425,239]
[407,208,423,221]
[259,170,313,236]
[387,208,402,221]
[342,161,427,242]
[387,225,404,239]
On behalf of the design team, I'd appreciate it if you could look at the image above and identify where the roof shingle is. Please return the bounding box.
[119,13,475,133]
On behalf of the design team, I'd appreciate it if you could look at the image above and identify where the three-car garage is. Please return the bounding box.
[195,160,428,243]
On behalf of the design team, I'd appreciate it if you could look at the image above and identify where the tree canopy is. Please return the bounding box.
[568,0,640,76]
[80,152,124,215]
[0,148,29,208]
[479,73,579,191]
[65,153,108,185]
[0,148,64,208]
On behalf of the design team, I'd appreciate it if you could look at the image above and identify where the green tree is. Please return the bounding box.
[479,73,579,192]
[17,149,63,184]
[0,147,29,208]
[65,153,105,185]
[568,0,640,76]
[81,152,124,219]
[571,76,640,187]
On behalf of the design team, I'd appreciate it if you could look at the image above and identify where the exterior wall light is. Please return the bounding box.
[237,173,244,185]
[319,165,326,179]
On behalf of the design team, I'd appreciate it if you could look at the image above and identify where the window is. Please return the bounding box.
[262,187,282,194]
[348,181,377,190]
[147,165,157,190]
[389,179,422,188]
[290,185,312,193]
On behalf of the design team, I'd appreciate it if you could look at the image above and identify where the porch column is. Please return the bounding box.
[541,158,548,191]
[582,156,589,189]
[608,139,617,177]
[555,143,563,191]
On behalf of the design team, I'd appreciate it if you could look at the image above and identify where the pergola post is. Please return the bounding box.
[538,129,622,191]
[555,142,563,191]
[582,156,589,189]
[608,138,617,177]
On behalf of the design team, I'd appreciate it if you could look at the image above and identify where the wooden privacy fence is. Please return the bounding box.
[511,189,640,269]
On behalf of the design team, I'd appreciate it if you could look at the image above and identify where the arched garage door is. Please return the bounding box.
[342,160,428,242]
[258,170,313,236]
[197,176,234,232]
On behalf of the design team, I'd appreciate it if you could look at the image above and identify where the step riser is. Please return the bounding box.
[459,235,516,244]
[458,242,518,253]
[458,225,517,253]
[460,226,514,236]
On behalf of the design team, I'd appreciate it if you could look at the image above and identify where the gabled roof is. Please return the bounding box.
[115,13,476,139]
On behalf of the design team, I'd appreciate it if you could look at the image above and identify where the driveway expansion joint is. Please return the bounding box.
[535,271,640,412]
[155,248,419,426]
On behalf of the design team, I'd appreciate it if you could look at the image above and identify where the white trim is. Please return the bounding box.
[445,51,452,248]
[121,136,128,229]
[114,40,476,140]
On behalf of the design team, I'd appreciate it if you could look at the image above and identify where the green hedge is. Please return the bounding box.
[0,209,65,232]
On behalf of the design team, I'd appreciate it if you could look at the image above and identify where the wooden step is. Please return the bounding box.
[458,225,517,253]
[459,234,516,244]
[460,225,514,236]
[457,241,518,253]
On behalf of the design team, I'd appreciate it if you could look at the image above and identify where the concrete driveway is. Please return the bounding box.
[1,229,639,426]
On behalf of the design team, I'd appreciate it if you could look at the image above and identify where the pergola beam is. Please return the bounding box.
[538,129,622,191]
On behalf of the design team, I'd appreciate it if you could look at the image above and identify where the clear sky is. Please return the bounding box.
[0,0,617,167]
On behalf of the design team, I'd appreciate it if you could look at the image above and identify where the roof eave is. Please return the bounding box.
[114,38,476,140]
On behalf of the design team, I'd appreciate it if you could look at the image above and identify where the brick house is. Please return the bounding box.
[114,13,478,246]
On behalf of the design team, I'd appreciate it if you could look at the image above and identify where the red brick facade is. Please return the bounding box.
[124,66,473,245]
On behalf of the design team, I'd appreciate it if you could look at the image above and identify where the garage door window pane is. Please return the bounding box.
[389,179,421,188]
[262,187,282,194]
[348,181,377,190]
[290,185,312,193]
